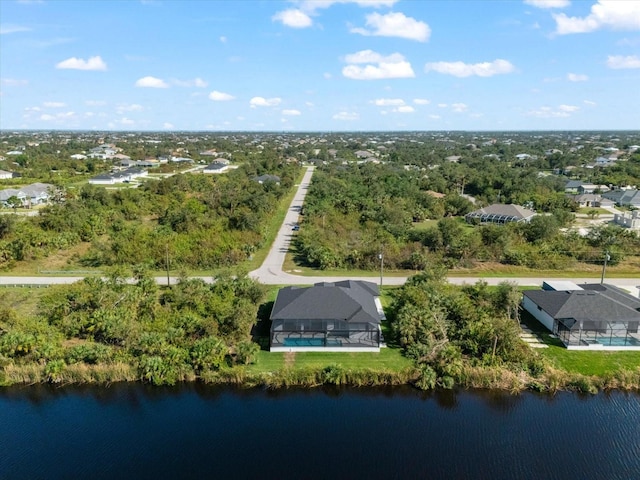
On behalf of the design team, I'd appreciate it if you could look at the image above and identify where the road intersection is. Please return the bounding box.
[1,165,638,295]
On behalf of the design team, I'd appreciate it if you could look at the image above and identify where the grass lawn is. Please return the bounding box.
[246,347,412,374]
[520,310,640,376]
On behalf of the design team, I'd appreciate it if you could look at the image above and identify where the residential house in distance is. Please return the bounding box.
[0,183,55,207]
[569,194,614,208]
[270,280,384,352]
[0,170,14,180]
[602,189,640,208]
[88,168,148,185]
[21,183,55,205]
[522,281,640,350]
[203,161,231,174]
[465,203,536,225]
[253,174,281,185]
[564,181,609,195]
[0,188,26,207]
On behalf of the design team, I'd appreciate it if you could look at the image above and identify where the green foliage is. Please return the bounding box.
[389,274,542,388]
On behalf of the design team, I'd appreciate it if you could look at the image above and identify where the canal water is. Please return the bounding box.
[1,384,639,479]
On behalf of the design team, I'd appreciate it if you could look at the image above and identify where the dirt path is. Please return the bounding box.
[284,352,296,368]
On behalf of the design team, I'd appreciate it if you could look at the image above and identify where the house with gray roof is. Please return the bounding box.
[20,183,55,205]
[465,203,536,225]
[0,188,26,207]
[253,174,281,185]
[522,282,640,350]
[602,189,640,208]
[203,161,230,174]
[270,280,383,352]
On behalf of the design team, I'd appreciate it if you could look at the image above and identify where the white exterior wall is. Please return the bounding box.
[522,296,556,333]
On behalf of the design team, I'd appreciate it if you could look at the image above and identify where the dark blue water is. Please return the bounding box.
[1,384,639,480]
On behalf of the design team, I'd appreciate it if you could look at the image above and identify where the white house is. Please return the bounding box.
[0,170,13,180]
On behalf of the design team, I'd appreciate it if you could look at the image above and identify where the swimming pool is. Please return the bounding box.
[595,336,640,347]
[282,338,343,347]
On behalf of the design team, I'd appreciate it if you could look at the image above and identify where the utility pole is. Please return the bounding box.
[378,251,384,288]
[166,242,171,287]
[600,250,610,284]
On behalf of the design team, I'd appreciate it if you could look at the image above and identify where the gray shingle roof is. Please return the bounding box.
[523,284,640,322]
[270,281,380,324]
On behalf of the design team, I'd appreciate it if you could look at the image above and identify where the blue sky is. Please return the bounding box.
[1,0,639,131]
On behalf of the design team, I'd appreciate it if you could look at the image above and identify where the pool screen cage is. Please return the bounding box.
[270,320,380,349]
[556,317,640,347]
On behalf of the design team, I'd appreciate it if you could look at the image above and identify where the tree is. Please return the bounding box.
[6,196,22,212]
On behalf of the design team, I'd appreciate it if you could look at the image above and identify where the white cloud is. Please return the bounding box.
[1,78,28,86]
[584,99,597,106]
[273,1,398,28]
[606,54,640,69]
[429,114,441,119]
[220,36,227,43]
[350,12,431,42]
[116,103,143,113]
[0,24,31,35]
[120,117,135,125]
[333,111,359,121]
[250,96,282,107]
[323,72,332,79]
[524,0,570,8]
[172,77,208,88]
[55,55,107,71]
[282,109,302,115]
[438,103,448,108]
[451,103,468,113]
[413,98,430,105]
[85,100,107,106]
[527,104,579,118]
[342,50,414,80]
[209,90,235,101]
[135,76,169,88]
[395,105,415,113]
[163,122,174,129]
[567,72,589,81]
[553,1,640,35]
[43,101,66,108]
[39,111,76,121]
[272,9,313,28]
[425,59,515,77]
[372,98,405,106]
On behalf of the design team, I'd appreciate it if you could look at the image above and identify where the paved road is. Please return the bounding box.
[248,166,314,284]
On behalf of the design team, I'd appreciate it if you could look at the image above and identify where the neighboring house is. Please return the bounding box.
[602,189,640,208]
[354,150,374,159]
[21,183,54,205]
[465,203,536,225]
[564,180,583,194]
[613,211,640,230]
[0,170,13,180]
[203,161,230,174]
[253,174,281,185]
[270,280,384,352]
[88,174,116,185]
[569,194,614,208]
[522,282,640,350]
[0,188,27,207]
[70,154,87,160]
